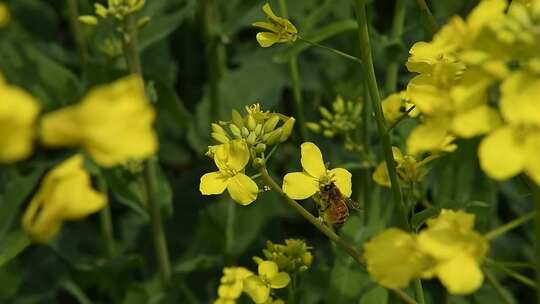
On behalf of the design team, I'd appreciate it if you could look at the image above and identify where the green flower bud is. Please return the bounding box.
[241,126,250,137]
[212,123,227,135]
[332,96,345,113]
[254,124,263,136]
[211,132,230,144]
[264,128,283,145]
[78,15,98,25]
[319,107,333,120]
[254,143,266,153]
[247,114,257,131]
[253,157,265,168]
[280,117,295,142]
[323,130,335,138]
[229,124,242,138]
[306,122,321,133]
[246,131,257,145]
[320,120,331,128]
[136,16,151,29]
[95,3,108,18]
[263,115,280,133]
[232,109,244,128]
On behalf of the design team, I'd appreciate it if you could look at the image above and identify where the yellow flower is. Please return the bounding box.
[243,261,290,304]
[40,75,157,167]
[381,92,417,126]
[253,3,297,48]
[372,147,438,187]
[216,267,253,302]
[0,75,40,163]
[200,140,259,205]
[0,3,10,27]
[417,210,489,294]
[364,228,432,289]
[22,154,107,243]
[282,142,352,200]
[479,71,540,184]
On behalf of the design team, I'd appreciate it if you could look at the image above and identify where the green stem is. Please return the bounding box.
[353,1,408,230]
[279,0,307,141]
[384,0,406,93]
[413,279,425,304]
[485,211,535,240]
[297,36,363,65]
[484,268,514,304]
[358,83,371,223]
[414,0,438,36]
[97,176,116,259]
[259,167,364,265]
[387,105,416,132]
[203,0,224,121]
[287,277,296,304]
[67,0,88,64]
[487,259,536,289]
[225,199,235,258]
[122,15,172,287]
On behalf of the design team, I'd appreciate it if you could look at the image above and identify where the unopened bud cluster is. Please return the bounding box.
[209,104,295,159]
[306,96,362,139]
[253,239,313,273]
[79,0,149,28]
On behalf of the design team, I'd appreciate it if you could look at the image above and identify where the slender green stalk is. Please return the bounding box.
[414,0,438,36]
[359,86,371,222]
[297,36,363,65]
[484,268,514,304]
[122,15,172,287]
[225,199,236,258]
[387,105,416,132]
[384,0,406,93]
[279,0,307,141]
[353,1,408,230]
[203,0,224,121]
[485,211,536,240]
[97,176,116,259]
[259,167,364,265]
[487,259,536,289]
[67,0,88,64]
[413,279,425,304]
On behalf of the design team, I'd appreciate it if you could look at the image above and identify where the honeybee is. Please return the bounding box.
[316,182,362,226]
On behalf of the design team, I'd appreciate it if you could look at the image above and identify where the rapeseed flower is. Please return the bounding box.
[200,140,259,205]
[479,71,540,184]
[215,267,253,304]
[253,239,313,273]
[364,209,488,294]
[40,75,157,167]
[243,261,290,303]
[253,3,297,48]
[22,154,107,243]
[381,92,417,126]
[0,75,40,163]
[282,142,352,200]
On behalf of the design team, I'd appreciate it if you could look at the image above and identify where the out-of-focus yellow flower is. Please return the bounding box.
[381,92,417,126]
[253,3,297,48]
[200,140,259,205]
[0,75,40,163]
[417,210,489,294]
[40,75,157,167]
[282,142,352,200]
[22,154,107,243]
[243,261,290,304]
[479,71,540,184]
[364,228,432,289]
[364,209,488,294]
[0,3,10,27]
[372,147,438,187]
[214,267,253,303]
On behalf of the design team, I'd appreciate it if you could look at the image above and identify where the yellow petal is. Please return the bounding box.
[22,193,64,243]
[329,168,352,197]
[200,172,228,195]
[500,71,540,126]
[300,142,326,178]
[243,276,270,304]
[258,260,279,277]
[436,254,484,295]
[227,173,258,205]
[256,32,279,48]
[268,272,290,289]
[40,106,81,147]
[525,135,540,185]
[451,105,500,138]
[282,172,318,200]
[252,21,279,32]
[372,162,391,188]
[262,3,279,21]
[479,126,525,181]
[227,140,250,171]
[407,119,450,155]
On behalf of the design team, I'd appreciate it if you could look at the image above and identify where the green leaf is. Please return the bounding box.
[273,19,358,63]
[411,207,441,231]
[139,10,190,51]
[359,285,388,304]
[0,231,30,268]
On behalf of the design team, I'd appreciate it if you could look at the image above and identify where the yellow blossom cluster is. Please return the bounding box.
[364,209,489,295]
[200,104,295,205]
[402,0,540,184]
[253,3,297,48]
[253,239,313,274]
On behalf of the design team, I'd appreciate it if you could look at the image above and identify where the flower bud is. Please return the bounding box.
[306,122,321,133]
[254,123,263,136]
[254,143,266,153]
[247,114,257,131]
[229,124,242,138]
[241,126,250,137]
[263,115,280,133]
[212,123,227,136]
[232,109,244,128]
[78,15,98,25]
[246,131,257,145]
[332,96,345,113]
[279,117,295,142]
[323,130,335,138]
[319,107,333,120]
[211,132,230,144]
[264,128,283,145]
[136,16,151,29]
[253,157,265,168]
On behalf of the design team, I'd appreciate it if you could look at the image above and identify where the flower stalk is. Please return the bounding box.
[353,0,408,230]
[97,176,116,259]
[296,36,363,65]
[485,211,536,240]
[122,14,172,287]
[384,0,406,93]
[414,0,438,36]
[67,0,88,64]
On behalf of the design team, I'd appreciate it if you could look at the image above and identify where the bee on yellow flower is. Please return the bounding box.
[253,3,297,48]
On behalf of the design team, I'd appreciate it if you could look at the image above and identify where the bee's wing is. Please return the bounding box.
[345,197,363,210]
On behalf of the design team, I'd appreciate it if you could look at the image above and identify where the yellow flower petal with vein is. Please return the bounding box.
[300,142,326,178]
[227,173,258,205]
[282,172,318,200]
[407,119,450,155]
[328,168,352,197]
[199,172,228,195]
[435,253,484,295]
[269,272,290,289]
[243,276,270,304]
